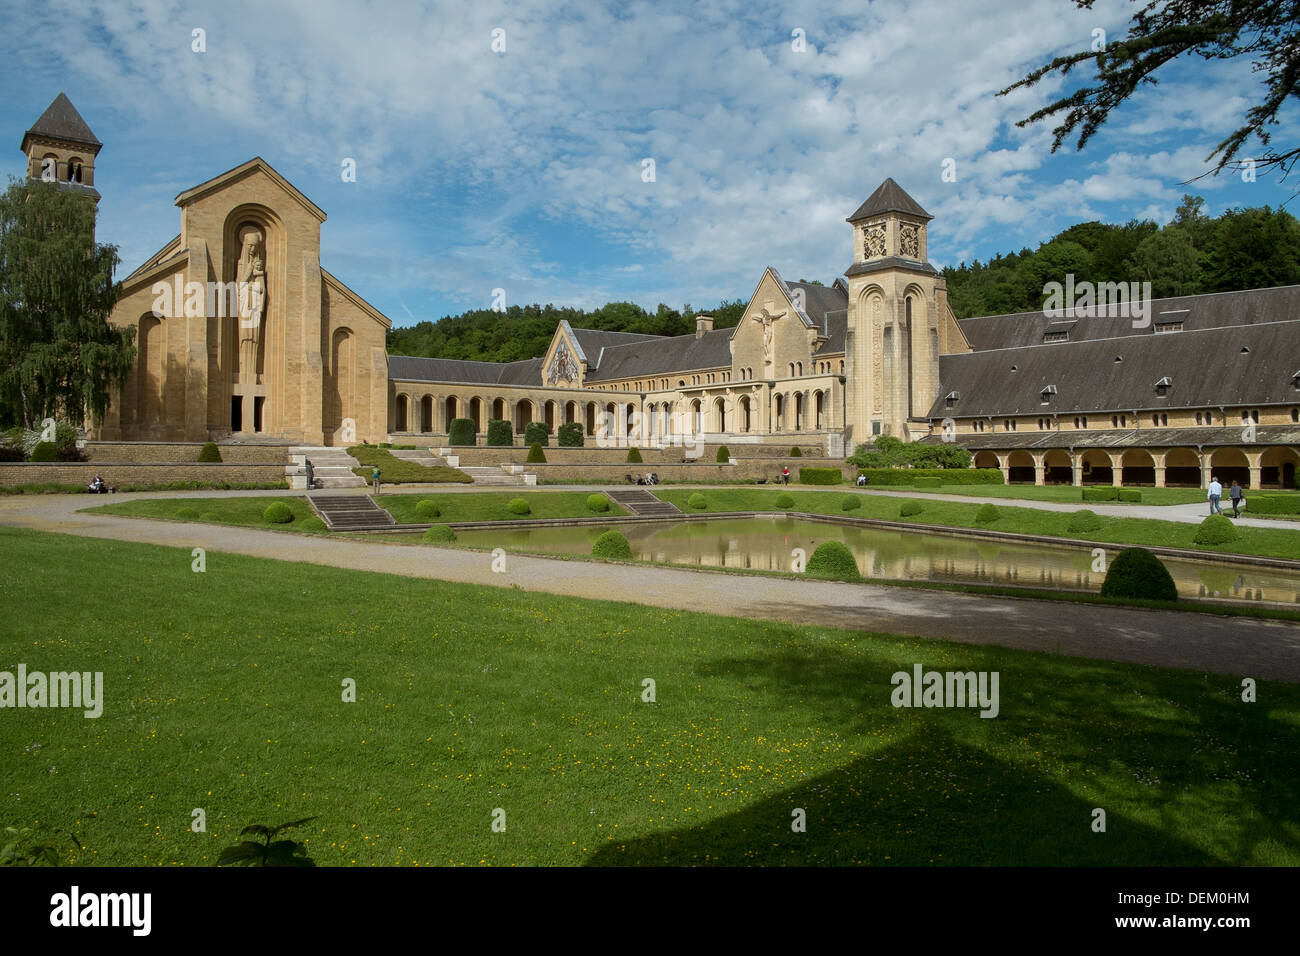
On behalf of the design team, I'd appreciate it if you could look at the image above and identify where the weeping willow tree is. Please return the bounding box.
[0,177,134,429]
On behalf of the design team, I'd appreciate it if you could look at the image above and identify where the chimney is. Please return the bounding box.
[695,314,713,339]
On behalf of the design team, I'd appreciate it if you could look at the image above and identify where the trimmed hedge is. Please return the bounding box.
[415,499,441,519]
[1193,514,1238,545]
[799,467,842,485]
[805,541,860,581]
[626,447,643,463]
[591,530,633,560]
[423,524,456,543]
[1067,509,1102,534]
[974,503,999,523]
[586,493,610,512]
[524,421,550,447]
[775,493,795,509]
[858,468,1004,486]
[914,476,943,488]
[789,446,803,458]
[840,495,862,511]
[1082,486,1143,503]
[716,445,730,463]
[486,419,513,447]
[448,418,476,446]
[1118,489,1142,502]
[688,492,708,510]
[1245,495,1300,515]
[527,442,547,463]
[1100,548,1178,601]
[899,500,925,517]
[263,502,293,524]
[30,441,57,462]
[197,442,222,462]
[557,422,584,447]
[507,498,530,515]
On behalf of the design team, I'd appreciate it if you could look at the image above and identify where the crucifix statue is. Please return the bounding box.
[751,305,785,372]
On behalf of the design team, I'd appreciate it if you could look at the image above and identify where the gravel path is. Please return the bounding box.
[4,490,1300,683]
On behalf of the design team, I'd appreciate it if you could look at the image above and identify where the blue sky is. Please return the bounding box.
[2,0,1294,328]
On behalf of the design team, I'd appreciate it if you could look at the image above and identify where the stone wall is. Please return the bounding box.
[528,461,853,483]
[85,442,290,464]
[441,443,830,465]
[0,463,287,487]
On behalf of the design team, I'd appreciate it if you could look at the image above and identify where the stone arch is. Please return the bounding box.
[813,390,825,429]
[740,395,752,432]
[691,399,702,434]
[222,204,285,397]
[326,327,354,440]
[973,450,1000,470]
[1080,448,1113,484]
[1163,447,1201,487]
[1120,448,1155,485]
[1006,450,1035,483]
[714,397,727,432]
[586,402,598,436]
[395,393,409,432]
[1209,446,1249,487]
[468,396,484,431]
[514,399,534,433]
[66,155,85,183]
[773,393,785,431]
[1043,448,1072,484]
[1260,445,1300,488]
[566,401,579,425]
[137,313,164,428]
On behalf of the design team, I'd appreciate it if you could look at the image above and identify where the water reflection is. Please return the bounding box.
[453,516,1300,603]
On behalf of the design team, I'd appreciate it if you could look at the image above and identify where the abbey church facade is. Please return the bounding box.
[22,95,1300,488]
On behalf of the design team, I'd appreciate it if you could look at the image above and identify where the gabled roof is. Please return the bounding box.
[173,157,326,222]
[389,355,543,386]
[847,178,932,222]
[122,234,184,285]
[567,326,662,367]
[584,328,735,383]
[22,93,101,153]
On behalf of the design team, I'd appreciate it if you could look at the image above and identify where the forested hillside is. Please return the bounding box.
[387,197,1300,360]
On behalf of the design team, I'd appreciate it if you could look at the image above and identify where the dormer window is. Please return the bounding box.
[1154,376,1171,397]
[944,391,959,409]
[1292,370,1300,390]
[1043,331,1069,343]
[1040,385,1057,404]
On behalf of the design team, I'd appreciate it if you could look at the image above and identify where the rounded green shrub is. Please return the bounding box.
[486,419,513,447]
[423,524,456,543]
[415,499,441,519]
[176,506,200,520]
[30,441,57,462]
[716,445,730,463]
[1100,547,1178,602]
[789,446,803,457]
[448,418,476,447]
[586,493,610,512]
[688,492,708,510]
[1194,514,1238,545]
[591,530,633,560]
[263,501,293,524]
[775,493,795,509]
[975,503,1000,523]
[1067,509,1102,534]
[899,500,924,517]
[805,541,860,581]
[626,447,643,463]
[527,442,547,463]
[300,516,327,533]
[507,497,530,515]
[197,441,222,462]
[840,495,862,511]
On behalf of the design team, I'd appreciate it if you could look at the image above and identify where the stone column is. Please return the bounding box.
[1071,452,1083,487]
[1109,452,1124,487]
[1033,453,1045,486]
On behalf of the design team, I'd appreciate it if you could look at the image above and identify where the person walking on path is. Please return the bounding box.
[371,465,381,495]
[1229,480,1244,517]
[1207,476,1223,515]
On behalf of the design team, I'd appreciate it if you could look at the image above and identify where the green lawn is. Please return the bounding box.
[377,491,626,523]
[656,488,1300,561]
[348,445,472,484]
[866,484,1210,505]
[1,526,1296,866]
[85,495,326,530]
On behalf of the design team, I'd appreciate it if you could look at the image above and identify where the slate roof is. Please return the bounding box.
[22,93,101,152]
[846,178,932,222]
[568,327,662,363]
[927,319,1300,419]
[918,425,1300,451]
[958,285,1300,351]
[791,279,848,355]
[584,327,736,383]
[389,355,542,386]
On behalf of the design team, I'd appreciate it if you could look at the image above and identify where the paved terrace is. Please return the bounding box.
[2,487,1300,683]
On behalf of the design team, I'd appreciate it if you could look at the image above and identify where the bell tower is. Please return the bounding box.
[21,92,102,202]
[842,178,946,447]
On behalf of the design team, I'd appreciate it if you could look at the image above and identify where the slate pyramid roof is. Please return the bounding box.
[847,177,931,222]
[22,93,102,153]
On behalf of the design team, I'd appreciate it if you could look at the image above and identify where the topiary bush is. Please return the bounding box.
[557,422,584,447]
[1067,509,1102,534]
[591,530,633,560]
[716,445,730,463]
[415,499,441,519]
[448,418,476,446]
[805,541,860,581]
[790,446,803,458]
[1245,495,1300,515]
[799,467,842,485]
[527,442,547,463]
[1194,514,1238,545]
[263,501,293,524]
[486,419,513,447]
[841,495,862,511]
[1117,488,1142,503]
[197,441,222,462]
[524,421,550,447]
[914,476,943,489]
[1082,486,1118,502]
[423,524,456,543]
[688,492,707,510]
[176,506,200,520]
[899,500,924,517]
[300,516,327,533]
[1100,547,1178,601]
[626,447,643,463]
[775,493,795,509]
[29,441,57,462]
[507,497,530,515]
[586,493,610,512]
[975,503,1000,523]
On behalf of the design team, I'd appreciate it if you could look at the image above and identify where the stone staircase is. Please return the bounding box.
[462,465,528,487]
[308,494,397,531]
[288,446,365,489]
[606,489,682,518]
